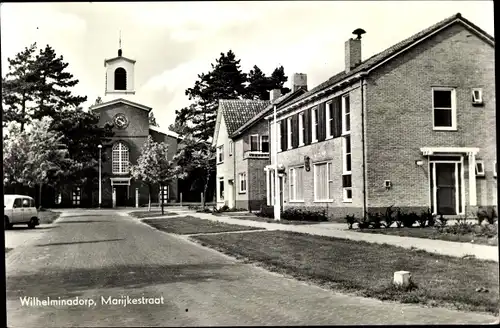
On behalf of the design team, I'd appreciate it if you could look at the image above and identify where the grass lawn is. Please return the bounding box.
[142,216,264,235]
[38,210,61,224]
[129,211,179,219]
[356,226,498,246]
[223,215,325,225]
[191,230,499,314]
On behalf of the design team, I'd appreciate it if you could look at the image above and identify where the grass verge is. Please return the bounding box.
[142,216,264,235]
[129,211,179,219]
[191,230,499,314]
[356,226,498,246]
[226,215,325,225]
[38,210,61,224]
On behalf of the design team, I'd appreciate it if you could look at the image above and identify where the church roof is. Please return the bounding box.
[89,98,152,112]
[149,125,181,139]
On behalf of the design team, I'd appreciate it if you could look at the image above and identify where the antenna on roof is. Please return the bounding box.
[118,30,122,56]
[352,28,366,40]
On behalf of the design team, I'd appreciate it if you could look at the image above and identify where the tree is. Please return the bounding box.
[149,112,159,127]
[131,136,177,214]
[3,117,71,207]
[270,65,291,95]
[172,133,215,208]
[2,43,38,131]
[49,108,114,197]
[31,44,88,120]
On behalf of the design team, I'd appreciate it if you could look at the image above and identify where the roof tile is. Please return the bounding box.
[220,99,270,135]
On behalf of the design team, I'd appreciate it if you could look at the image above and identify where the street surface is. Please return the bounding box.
[6,209,498,326]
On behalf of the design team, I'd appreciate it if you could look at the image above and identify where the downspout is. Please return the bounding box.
[360,73,368,219]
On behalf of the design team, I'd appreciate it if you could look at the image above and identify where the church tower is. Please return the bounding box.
[104,33,136,100]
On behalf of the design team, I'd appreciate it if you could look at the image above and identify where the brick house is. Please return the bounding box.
[84,47,180,208]
[265,13,495,219]
[213,75,307,210]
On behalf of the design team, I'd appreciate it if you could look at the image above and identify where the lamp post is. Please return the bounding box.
[98,144,102,208]
[273,105,281,221]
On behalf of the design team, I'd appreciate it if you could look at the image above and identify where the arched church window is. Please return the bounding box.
[112,142,130,174]
[114,67,127,90]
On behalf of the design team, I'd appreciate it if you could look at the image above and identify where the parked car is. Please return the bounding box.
[4,194,39,229]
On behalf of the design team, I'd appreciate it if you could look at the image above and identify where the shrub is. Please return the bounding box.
[383,205,397,228]
[257,205,274,219]
[397,210,418,228]
[358,215,370,229]
[366,212,384,229]
[345,214,358,229]
[477,206,498,225]
[420,208,436,227]
[444,217,475,235]
[282,208,329,222]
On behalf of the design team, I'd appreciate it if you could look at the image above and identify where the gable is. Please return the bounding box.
[90,98,151,112]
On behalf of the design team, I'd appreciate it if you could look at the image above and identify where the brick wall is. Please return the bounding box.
[365,22,496,212]
[270,85,364,219]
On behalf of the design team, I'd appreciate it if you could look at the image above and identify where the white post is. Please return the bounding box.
[112,187,116,208]
[98,145,102,208]
[273,105,281,221]
[180,192,183,207]
[468,152,477,207]
[265,167,270,206]
[135,188,139,208]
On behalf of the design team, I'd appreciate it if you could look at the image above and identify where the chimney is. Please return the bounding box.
[269,89,282,102]
[292,73,308,92]
[345,28,365,73]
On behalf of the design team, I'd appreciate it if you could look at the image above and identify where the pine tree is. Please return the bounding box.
[1,43,38,131]
[246,65,272,100]
[270,65,291,95]
[31,44,87,120]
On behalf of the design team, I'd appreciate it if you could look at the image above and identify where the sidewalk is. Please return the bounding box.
[134,208,499,262]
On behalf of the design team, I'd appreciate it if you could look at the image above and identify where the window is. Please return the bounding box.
[277,122,282,151]
[314,162,333,201]
[261,136,269,153]
[250,135,259,151]
[312,107,318,142]
[299,113,305,146]
[326,102,334,138]
[287,117,293,149]
[289,166,305,201]
[229,141,233,156]
[72,187,81,206]
[342,95,350,135]
[114,67,127,90]
[159,185,169,203]
[217,145,224,163]
[343,135,352,173]
[13,198,22,208]
[239,173,247,193]
[475,160,485,176]
[472,88,483,104]
[342,174,352,202]
[22,198,30,207]
[219,178,224,200]
[55,192,62,205]
[112,142,130,174]
[432,88,456,130]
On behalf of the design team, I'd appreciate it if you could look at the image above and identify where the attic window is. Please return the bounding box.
[114,67,127,90]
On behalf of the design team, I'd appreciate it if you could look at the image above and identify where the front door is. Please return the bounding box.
[115,186,128,207]
[435,163,456,215]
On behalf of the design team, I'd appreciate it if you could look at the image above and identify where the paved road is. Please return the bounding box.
[6,209,498,326]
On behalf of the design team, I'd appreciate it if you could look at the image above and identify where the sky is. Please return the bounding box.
[1,1,494,129]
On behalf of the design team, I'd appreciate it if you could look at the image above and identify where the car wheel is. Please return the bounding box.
[28,218,37,229]
[5,216,13,230]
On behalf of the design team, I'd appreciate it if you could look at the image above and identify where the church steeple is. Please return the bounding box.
[104,32,136,97]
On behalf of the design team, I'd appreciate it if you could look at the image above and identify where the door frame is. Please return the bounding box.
[428,155,465,215]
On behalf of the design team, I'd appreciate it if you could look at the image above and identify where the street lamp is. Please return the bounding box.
[98,144,102,208]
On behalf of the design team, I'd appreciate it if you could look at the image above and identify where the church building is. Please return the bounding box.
[69,44,180,208]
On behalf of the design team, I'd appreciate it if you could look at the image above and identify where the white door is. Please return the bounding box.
[12,198,24,223]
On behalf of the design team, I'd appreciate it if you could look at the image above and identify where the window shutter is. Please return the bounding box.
[305,108,311,145]
[292,114,299,148]
[281,120,287,151]
[318,103,326,141]
[333,97,342,138]
[243,135,250,152]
